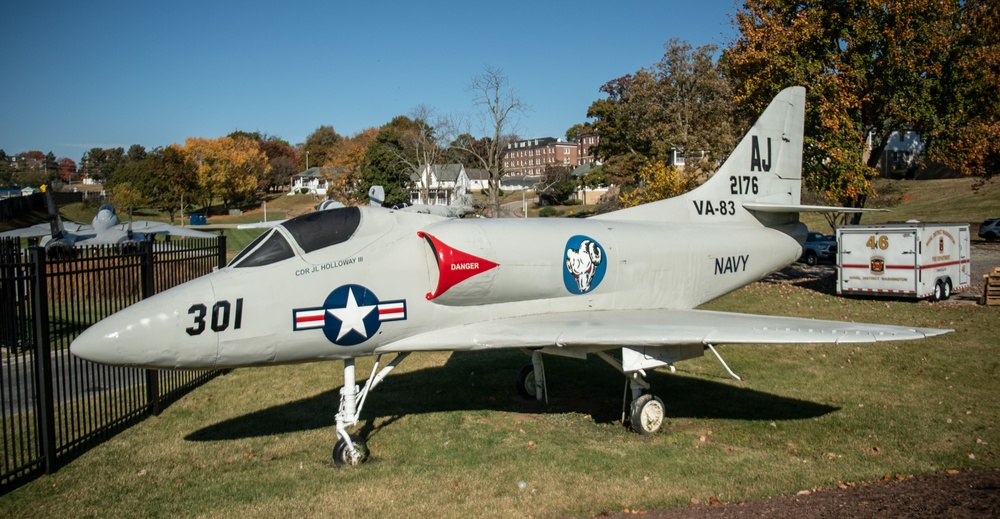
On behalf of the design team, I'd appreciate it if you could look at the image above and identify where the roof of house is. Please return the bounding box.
[410,164,467,183]
[466,168,489,181]
[294,167,325,179]
[572,163,598,177]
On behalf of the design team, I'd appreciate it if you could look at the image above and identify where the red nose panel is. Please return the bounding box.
[418,231,499,300]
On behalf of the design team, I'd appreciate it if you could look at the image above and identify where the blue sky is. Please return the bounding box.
[2,1,739,163]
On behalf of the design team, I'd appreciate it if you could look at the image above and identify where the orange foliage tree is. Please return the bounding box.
[183,136,270,214]
[724,0,1000,221]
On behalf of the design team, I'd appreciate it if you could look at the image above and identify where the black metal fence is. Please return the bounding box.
[1,235,227,491]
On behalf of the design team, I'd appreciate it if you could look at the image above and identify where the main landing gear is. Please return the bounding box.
[515,345,742,435]
[515,349,671,435]
[333,353,410,467]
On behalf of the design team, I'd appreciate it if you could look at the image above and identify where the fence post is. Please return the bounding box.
[138,241,162,416]
[217,234,227,269]
[28,247,57,474]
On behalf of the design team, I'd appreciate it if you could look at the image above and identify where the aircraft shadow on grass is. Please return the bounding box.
[184,350,839,442]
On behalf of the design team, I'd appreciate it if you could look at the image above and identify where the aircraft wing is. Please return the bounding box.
[122,221,217,238]
[376,309,951,353]
[0,221,92,239]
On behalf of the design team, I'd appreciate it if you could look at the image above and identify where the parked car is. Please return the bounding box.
[800,231,837,266]
[979,218,1000,241]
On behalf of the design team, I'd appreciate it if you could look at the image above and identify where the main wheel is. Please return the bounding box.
[333,435,368,467]
[516,364,536,400]
[629,394,666,435]
[804,251,818,266]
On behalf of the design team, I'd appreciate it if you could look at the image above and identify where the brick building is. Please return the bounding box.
[502,134,600,177]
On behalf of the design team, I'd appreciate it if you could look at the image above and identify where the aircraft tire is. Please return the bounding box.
[516,364,536,400]
[333,435,368,467]
[629,394,665,435]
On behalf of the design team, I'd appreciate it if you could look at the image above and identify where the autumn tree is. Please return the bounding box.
[80,147,125,182]
[105,160,151,216]
[0,150,10,185]
[724,0,1000,222]
[183,136,269,214]
[462,66,527,218]
[327,128,378,204]
[10,151,54,187]
[618,162,700,208]
[147,145,197,223]
[57,158,77,182]
[536,165,577,205]
[358,116,423,206]
[303,126,342,170]
[229,131,301,192]
[565,122,596,141]
[398,105,449,205]
[587,39,735,208]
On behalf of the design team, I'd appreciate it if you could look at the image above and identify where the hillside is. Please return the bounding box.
[801,177,999,234]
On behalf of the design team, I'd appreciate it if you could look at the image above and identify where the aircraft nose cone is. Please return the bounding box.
[71,277,219,369]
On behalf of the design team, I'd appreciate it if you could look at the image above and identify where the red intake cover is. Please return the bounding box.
[418,231,499,300]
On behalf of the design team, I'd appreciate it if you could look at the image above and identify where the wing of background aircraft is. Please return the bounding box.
[116,220,216,238]
[0,221,92,240]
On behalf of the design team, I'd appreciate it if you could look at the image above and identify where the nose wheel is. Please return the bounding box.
[333,354,409,467]
[333,435,368,467]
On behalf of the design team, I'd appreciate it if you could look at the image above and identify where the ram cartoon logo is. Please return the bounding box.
[563,235,606,294]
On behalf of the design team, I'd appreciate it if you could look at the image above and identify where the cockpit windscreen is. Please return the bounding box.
[281,207,361,253]
[228,207,362,268]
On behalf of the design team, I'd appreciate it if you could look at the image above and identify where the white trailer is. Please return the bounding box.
[837,223,971,301]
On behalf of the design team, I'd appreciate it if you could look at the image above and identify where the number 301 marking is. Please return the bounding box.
[187,298,244,336]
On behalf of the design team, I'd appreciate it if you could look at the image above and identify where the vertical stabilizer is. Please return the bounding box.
[597,86,805,224]
[43,184,66,240]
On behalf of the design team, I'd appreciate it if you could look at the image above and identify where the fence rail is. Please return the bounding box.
[1,235,227,491]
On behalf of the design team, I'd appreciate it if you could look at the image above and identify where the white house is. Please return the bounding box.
[467,168,489,192]
[572,163,609,204]
[291,167,329,196]
[409,164,470,205]
[879,131,924,177]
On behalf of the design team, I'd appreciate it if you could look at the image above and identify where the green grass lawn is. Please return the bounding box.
[2,279,996,518]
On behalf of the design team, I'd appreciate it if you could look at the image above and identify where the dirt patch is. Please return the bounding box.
[582,470,1000,518]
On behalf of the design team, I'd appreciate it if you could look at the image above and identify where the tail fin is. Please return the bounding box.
[43,184,67,240]
[598,86,806,224]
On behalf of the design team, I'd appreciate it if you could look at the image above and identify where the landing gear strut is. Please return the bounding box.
[333,353,409,467]
[516,350,548,402]
[515,349,670,435]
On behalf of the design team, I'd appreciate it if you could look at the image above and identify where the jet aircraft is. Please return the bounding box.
[0,189,215,254]
[71,87,951,466]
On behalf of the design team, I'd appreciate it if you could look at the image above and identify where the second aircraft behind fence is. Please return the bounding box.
[71,87,951,466]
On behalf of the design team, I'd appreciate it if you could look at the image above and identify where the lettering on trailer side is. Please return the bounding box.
[714,255,749,275]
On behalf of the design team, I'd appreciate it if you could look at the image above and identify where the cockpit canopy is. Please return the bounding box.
[229,207,362,268]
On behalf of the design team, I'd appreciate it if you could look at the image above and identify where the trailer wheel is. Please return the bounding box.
[932,281,944,302]
[942,279,952,300]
